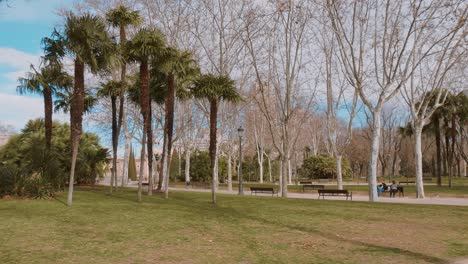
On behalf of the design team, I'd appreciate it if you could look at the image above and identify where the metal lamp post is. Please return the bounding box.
[238,126,244,195]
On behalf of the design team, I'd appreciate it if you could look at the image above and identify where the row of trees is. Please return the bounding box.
[18,4,242,206]
[14,0,468,204]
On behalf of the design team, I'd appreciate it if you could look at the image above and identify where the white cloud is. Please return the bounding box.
[0,47,42,82]
[0,93,67,130]
[0,47,41,69]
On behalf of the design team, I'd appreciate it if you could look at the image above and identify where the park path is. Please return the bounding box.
[168,187,468,206]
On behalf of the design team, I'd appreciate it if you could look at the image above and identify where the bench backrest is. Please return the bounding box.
[250,187,274,191]
[304,184,325,189]
[318,189,349,194]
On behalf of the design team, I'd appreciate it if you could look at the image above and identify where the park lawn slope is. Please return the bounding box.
[1,187,468,264]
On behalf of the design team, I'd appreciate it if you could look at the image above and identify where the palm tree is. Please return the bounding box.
[54,87,96,115]
[97,80,122,192]
[126,27,165,201]
[17,62,72,150]
[106,5,142,189]
[155,48,199,197]
[192,74,240,205]
[43,12,115,207]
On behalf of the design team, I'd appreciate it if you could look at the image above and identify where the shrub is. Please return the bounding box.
[181,151,228,182]
[0,119,108,198]
[299,154,352,179]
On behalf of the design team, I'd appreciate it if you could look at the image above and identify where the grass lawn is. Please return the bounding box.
[1,187,468,264]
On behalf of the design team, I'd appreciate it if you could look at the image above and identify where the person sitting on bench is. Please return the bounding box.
[389,181,398,198]
[377,183,384,196]
[382,182,388,191]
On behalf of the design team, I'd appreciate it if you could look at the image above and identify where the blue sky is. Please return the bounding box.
[0,0,73,130]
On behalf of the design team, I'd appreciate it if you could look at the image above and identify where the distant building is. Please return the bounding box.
[102,156,150,185]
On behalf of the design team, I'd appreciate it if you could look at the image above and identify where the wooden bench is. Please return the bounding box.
[190,181,210,189]
[318,189,352,200]
[299,181,312,185]
[250,187,278,197]
[302,184,325,192]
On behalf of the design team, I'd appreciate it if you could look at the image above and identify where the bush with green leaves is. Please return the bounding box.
[0,119,109,198]
[299,154,352,179]
[179,151,227,182]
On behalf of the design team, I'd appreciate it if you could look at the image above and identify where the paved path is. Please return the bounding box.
[169,187,468,206]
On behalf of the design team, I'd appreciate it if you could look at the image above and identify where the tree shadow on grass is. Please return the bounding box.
[172,194,447,264]
[53,196,67,206]
[66,188,446,263]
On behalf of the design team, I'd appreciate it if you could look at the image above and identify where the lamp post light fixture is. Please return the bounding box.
[238,126,244,195]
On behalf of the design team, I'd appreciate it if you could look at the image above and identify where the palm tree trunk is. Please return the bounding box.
[164,73,176,198]
[67,59,85,207]
[110,95,117,193]
[209,99,218,205]
[147,88,153,196]
[43,86,53,150]
[117,25,127,136]
[139,60,152,199]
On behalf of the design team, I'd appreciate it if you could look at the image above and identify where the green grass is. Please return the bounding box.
[1,187,468,263]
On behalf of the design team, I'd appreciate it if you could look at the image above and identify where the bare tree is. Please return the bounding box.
[315,12,359,189]
[401,3,467,197]
[325,0,465,201]
[244,0,315,197]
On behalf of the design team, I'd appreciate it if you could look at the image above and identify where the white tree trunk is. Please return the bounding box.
[258,152,264,183]
[281,156,288,197]
[138,133,146,203]
[161,141,168,193]
[227,153,232,191]
[267,156,272,182]
[464,161,467,177]
[288,159,292,185]
[121,133,131,187]
[279,159,283,194]
[213,144,219,191]
[414,125,425,198]
[368,111,381,202]
[178,148,182,180]
[211,158,217,204]
[164,147,171,199]
[185,149,190,189]
[336,155,343,190]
